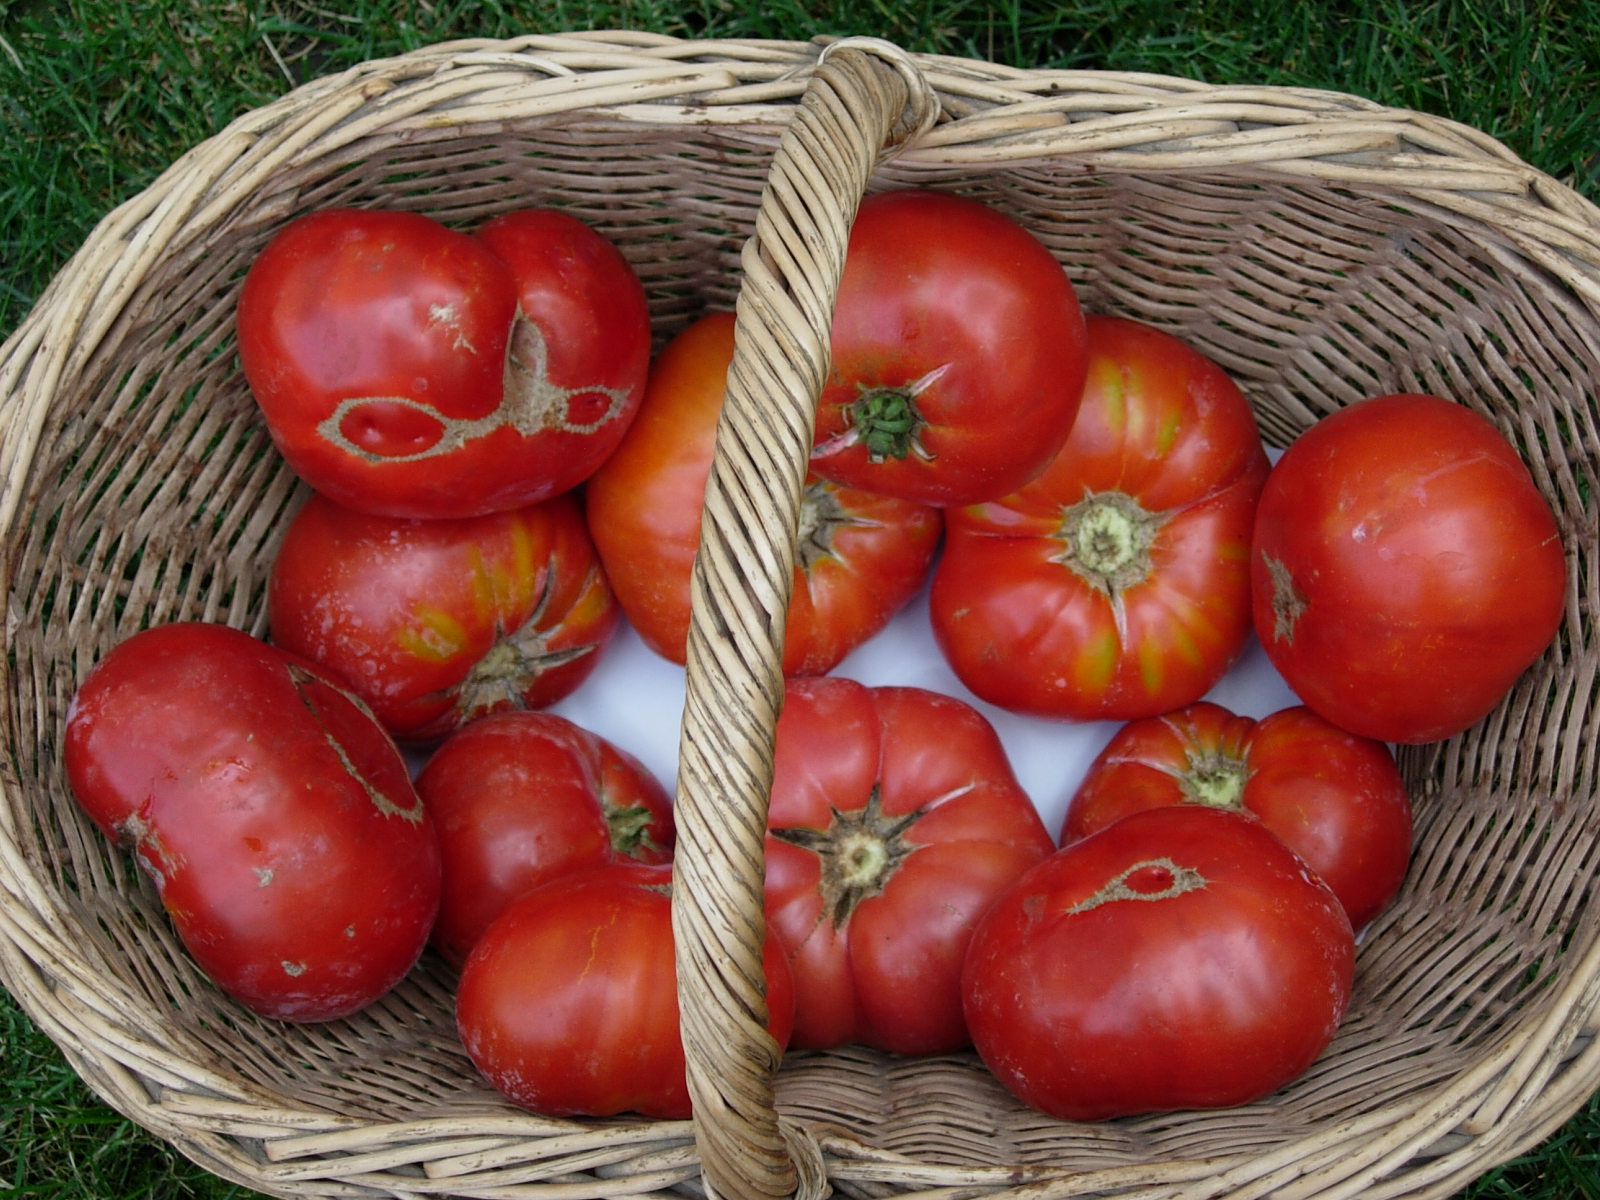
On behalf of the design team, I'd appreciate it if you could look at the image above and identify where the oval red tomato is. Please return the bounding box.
[1251,392,1566,743]
[455,861,796,1119]
[1062,701,1413,931]
[585,311,942,675]
[268,489,619,742]
[809,188,1089,506]
[238,206,650,519]
[964,805,1354,1121]
[762,676,1056,1055]
[62,622,441,1022]
[415,710,674,967]
[930,313,1270,721]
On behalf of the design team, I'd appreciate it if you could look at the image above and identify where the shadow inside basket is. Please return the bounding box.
[5,103,1598,1183]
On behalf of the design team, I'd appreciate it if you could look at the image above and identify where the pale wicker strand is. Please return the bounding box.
[671,39,934,1200]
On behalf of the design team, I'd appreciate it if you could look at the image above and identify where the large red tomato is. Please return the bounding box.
[1062,701,1413,931]
[809,188,1089,506]
[237,207,649,518]
[415,710,674,968]
[762,676,1056,1055]
[931,314,1270,721]
[964,805,1354,1121]
[62,622,441,1022]
[585,311,942,675]
[1251,392,1566,743]
[268,489,619,742]
[456,862,796,1118]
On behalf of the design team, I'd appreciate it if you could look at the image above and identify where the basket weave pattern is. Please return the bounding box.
[1,32,1597,1200]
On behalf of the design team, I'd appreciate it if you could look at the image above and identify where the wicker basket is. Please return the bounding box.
[2,30,1597,1200]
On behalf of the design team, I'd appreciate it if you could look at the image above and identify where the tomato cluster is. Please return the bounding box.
[63,188,1566,1125]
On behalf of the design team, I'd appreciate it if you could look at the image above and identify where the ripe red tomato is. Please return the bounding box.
[455,861,796,1118]
[415,710,674,967]
[809,188,1089,506]
[268,489,619,742]
[964,805,1354,1121]
[1062,701,1413,931]
[930,314,1270,721]
[237,206,649,519]
[585,311,942,675]
[1251,392,1566,743]
[762,676,1056,1055]
[62,622,441,1022]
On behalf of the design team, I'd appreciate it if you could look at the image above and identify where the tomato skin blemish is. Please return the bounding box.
[1067,857,1208,914]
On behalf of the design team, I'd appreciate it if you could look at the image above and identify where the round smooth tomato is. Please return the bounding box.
[930,313,1270,722]
[964,805,1355,1121]
[762,676,1056,1055]
[415,710,675,967]
[62,622,441,1022]
[1062,701,1413,931]
[237,206,649,519]
[268,489,619,743]
[585,311,942,675]
[455,861,796,1118]
[1251,392,1566,744]
[808,188,1089,507]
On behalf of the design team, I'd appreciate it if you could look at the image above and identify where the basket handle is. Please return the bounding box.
[669,36,938,1200]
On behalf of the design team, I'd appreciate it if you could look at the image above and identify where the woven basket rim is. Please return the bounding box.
[2,31,1598,1200]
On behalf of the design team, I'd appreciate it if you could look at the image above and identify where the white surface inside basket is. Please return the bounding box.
[550,543,1302,838]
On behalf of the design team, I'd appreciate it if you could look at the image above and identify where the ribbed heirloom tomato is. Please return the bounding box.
[1062,701,1414,931]
[762,676,1056,1055]
[237,207,650,519]
[1250,392,1566,743]
[268,490,619,743]
[809,188,1089,507]
[964,806,1355,1121]
[63,622,441,1022]
[415,710,674,968]
[931,314,1270,721]
[585,311,942,675]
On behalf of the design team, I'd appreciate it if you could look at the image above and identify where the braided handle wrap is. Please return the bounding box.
[670,38,938,1200]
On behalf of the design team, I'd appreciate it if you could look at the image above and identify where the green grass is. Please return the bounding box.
[3,0,1597,337]
[1,998,247,1199]
[2,1,1598,1197]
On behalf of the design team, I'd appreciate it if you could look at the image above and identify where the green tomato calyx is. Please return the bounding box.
[605,802,664,858]
[1055,490,1165,591]
[769,785,921,928]
[1182,749,1248,810]
[795,479,870,572]
[832,362,951,465]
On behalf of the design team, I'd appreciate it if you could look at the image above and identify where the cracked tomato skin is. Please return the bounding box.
[964,805,1354,1121]
[238,207,650,519]
[1062,701,1414,932]
[1250,392,1566,744]
[808,188,1089,507]
[585,311,942,675]
[267,489,619,743]
[456,861,796,1118]
[930,314,1270,721]
[762,676,1056,1055]
[62,622,441,1022]
[416,710,675,968]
